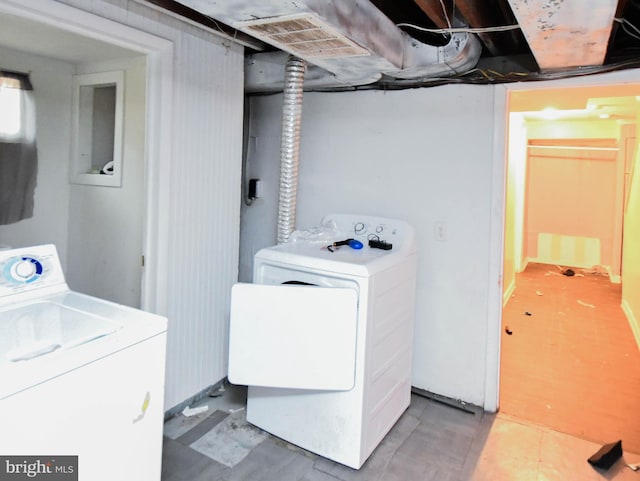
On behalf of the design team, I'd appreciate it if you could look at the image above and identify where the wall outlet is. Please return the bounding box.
[434,221,447,241]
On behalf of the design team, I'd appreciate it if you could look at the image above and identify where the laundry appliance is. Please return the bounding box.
[0,244,167,481]
[229,214,418,469]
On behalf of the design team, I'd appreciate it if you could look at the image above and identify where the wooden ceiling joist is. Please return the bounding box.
[506,0,618,70]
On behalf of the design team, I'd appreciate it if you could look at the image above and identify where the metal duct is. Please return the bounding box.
[276,56,306,244]
[245,51,381,93]
[174,0,481,91]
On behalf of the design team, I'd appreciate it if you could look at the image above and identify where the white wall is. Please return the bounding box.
[162,26,244,410]
[242,85,497,406]
[0,46,73,265]
[66,56,147,308]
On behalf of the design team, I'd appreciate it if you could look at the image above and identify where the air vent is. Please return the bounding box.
[236,14,371,59]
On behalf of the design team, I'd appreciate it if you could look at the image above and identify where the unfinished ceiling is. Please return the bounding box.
[151,0,640,90]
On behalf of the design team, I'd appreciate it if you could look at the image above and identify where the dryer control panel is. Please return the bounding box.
[322,214,416,255]
[0,245,67,298]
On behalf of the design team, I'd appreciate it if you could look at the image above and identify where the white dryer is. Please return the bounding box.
[229,214,418,469]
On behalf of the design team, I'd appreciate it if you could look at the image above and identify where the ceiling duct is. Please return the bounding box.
[174,0,481,91]
[238,13,371,60]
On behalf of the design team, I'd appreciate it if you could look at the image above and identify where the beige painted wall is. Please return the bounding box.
[503,113,528,305]
[525,141,618,269]
[622,111,640,349]
[523,119,624,275]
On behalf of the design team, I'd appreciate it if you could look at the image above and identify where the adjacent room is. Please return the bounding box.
[501,86,640,454]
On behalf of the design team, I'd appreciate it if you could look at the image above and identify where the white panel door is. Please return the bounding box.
[229,283,358,390]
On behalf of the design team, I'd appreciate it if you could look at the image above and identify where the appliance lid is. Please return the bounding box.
[255,241,415,277]
[0,291,167,400]
[269,240,391,264]
[256,214,417,276]
[0,300,122,363]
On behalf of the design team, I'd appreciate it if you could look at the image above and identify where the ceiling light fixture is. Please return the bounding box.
[541,107,559,120]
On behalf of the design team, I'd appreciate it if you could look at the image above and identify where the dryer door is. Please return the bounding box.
[228,283,358,391]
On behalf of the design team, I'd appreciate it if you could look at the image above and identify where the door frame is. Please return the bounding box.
[486,68,640,412]
[0,0,174,316]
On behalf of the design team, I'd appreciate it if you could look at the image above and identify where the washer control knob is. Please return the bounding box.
[14,260,36,280]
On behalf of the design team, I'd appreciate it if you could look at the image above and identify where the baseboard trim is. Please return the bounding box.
[164,378,227,420]
[621,299,640,352]
[503,278,515,307]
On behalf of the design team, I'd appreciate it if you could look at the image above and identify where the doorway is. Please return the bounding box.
[499,85,640,453]
[0,0,173,314]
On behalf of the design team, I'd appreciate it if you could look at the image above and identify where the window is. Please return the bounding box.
[0,86,21,137]
[0,70,38,225]
[0,70,33,142]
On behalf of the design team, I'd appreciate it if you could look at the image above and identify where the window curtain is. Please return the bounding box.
[0,69,38,225]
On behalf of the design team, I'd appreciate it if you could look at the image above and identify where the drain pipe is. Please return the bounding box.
[276,55,307,244]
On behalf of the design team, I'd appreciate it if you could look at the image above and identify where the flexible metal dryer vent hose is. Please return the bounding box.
[276,56,306,245]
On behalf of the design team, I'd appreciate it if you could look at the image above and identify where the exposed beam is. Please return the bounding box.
[615,0,631,17]
[413,0,528,57]
[492,0,531,55]
[413,0,451,29]
[507,0,618,70]
[607,0,630,56]
[454,0,503,56]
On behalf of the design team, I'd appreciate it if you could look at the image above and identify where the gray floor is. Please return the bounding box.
[162,385,640,481]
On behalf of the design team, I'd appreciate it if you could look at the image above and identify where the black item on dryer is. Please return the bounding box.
[369,239,392,250]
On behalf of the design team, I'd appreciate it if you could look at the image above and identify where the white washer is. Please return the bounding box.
[229,214,418,469]
[0,244,167,480]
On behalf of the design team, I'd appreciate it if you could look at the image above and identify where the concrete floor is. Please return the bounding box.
[162,385,640,481]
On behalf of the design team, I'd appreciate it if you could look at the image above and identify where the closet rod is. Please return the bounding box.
[528,145,619,152]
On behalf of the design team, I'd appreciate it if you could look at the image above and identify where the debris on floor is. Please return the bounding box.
[524,311,532,316]
[208,385,226,398]
[535,290,544,296]
[577,300,595,308]
[627,463,640,471]
[551,265,588,277]
[587,440,622,470]
[182,405,209,417]
[583,265,609,276]
[505,326,513,335]
[189,407,267,467]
